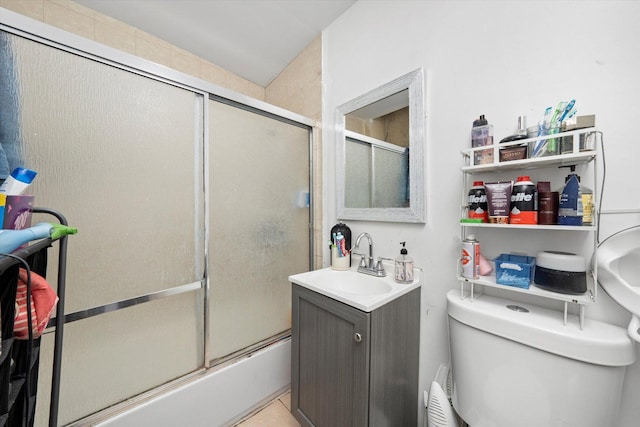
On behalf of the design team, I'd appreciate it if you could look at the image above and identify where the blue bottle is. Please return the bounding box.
[557,166,583,226]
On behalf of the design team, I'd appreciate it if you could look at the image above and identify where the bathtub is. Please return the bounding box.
[94,339,291,427]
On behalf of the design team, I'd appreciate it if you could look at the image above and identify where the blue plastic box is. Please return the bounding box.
[495,254,535,289]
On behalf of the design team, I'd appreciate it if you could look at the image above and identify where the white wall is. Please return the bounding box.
[322,1,640,426]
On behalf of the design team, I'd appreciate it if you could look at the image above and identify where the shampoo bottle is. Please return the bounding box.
[395,242,414,284]
[557,166,583,226]
[0,167,37,195]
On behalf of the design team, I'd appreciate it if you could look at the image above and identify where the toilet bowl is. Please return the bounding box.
[447,289,635,427]
[596,225,640,342]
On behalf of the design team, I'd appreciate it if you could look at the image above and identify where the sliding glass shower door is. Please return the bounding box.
[1,22,313,425]
[208,99,311,360]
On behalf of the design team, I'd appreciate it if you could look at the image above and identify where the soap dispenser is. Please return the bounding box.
[395,242,414,284]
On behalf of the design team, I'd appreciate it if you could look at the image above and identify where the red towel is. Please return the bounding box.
[14,268,58,339]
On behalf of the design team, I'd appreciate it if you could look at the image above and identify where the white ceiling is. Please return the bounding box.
[76,0,356,86]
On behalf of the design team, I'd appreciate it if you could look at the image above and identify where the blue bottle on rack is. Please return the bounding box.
[557,166,583,226]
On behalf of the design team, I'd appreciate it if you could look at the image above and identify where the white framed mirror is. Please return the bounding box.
[336,68,425,223]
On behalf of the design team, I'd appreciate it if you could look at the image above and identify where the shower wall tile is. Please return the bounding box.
[135,30,172,68]
[44,0,94,40]
[226,72,252,96]
[94,13,136,55]
[266,35,321,121]
[201,60,227,87]
[171,46,202,77]
[1,0,44,21]
[245,80,266,100]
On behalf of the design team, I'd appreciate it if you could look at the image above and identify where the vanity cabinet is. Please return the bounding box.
[458,127,600,327]
[291,284,420,427]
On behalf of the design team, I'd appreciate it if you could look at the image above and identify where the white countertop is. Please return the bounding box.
[289,261,422,312]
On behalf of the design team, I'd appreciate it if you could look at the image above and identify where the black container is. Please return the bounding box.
[533,251,587,294]
[534,266,587,294]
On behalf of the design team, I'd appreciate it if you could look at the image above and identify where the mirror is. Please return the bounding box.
[336,68,425,222]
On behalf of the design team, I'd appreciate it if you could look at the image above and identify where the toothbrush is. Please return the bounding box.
[557,99,576,123]
[532,107,552,156]
[549,101,565,128]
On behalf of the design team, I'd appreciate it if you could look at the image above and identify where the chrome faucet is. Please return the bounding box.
[354,232,386,277]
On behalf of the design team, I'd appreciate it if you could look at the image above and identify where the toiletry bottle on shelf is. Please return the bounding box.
[557,166,583,226]
[499,115,528,143]
[0,167,37,195]
[395,242,414,284]
[461,235,480,279]
[581,182,594,225]
[468,181,488,222]
[510,176,537,224]
[471,115,494,165]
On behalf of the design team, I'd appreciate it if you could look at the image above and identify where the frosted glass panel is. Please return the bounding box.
[37,292,201,425]
[1,32,205,312]
[345,138,371,208]
[209,100,310,359]
[1,31,205,426]
[373,147,409,207]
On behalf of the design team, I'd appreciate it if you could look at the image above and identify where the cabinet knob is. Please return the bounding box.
[354,332,362,343]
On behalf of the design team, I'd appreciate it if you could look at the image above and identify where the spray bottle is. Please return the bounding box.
[557,166,583,226]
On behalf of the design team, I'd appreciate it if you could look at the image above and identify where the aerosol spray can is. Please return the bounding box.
[461,234,480,279]
[509,175,537,224]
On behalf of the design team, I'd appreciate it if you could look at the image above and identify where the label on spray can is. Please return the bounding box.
[468,181,488,222]
[461,235,480,279]
[510,176,537,224]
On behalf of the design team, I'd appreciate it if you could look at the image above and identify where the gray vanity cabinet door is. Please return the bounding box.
[292,285,370,427]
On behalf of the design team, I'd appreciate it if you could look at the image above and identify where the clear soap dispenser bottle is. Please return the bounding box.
[395,242,414,284]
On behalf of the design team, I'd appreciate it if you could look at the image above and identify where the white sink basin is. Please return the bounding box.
[597,226,640,342]
[289,261,421,312]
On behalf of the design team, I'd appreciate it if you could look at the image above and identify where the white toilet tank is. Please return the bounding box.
[447,289,635,427]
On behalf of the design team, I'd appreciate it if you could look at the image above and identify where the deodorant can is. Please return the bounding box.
[468,181,488,222]
[509,176,537,224]
[461,234,480,279]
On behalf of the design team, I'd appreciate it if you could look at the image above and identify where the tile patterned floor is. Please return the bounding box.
[234,391,301,427]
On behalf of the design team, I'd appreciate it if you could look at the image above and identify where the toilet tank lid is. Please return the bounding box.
[447,289,636,367]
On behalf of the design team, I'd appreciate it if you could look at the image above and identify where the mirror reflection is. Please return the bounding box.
[344,131,409,208]
[336,69,424,223]
[344,90,409,209]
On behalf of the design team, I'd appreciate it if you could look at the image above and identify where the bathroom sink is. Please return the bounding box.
[312,269,393,295]
[289,261,421,312]
[597,226,640,342]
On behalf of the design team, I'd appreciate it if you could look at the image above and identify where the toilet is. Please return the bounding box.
[446,289,635,427]
[597,225,640,342]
